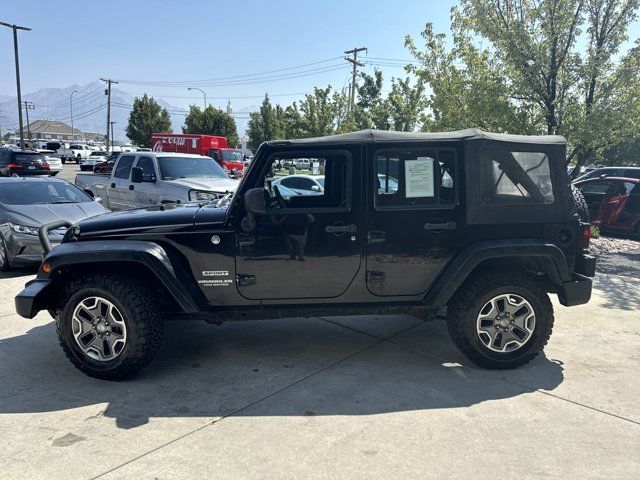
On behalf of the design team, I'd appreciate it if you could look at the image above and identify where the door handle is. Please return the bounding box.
[110,183,116,188]
[424,221,457,231]
[129,185,134,191]
[325,224,357,234]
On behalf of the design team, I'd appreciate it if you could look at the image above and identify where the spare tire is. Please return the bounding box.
[571,185,590,222]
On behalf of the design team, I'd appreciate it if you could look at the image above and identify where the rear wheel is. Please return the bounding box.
[76,155,81,164]
[447,271,553,369]
[56,274,164,380]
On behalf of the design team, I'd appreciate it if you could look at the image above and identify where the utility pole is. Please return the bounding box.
[110,121,116,150]
[23,101,34,143]
[101,78,118,152]
[0,109,4,139]
[70,89,78,141]
[0,21,31,150]
[344,47,367,114]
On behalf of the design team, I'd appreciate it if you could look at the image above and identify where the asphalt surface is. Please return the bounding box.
[1,164,638,478]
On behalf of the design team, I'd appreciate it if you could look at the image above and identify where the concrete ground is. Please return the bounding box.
[1,259,640,480]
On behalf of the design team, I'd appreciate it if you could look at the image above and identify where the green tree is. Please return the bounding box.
[298,87,338,137]
[406,0,640,174]
[125,94,172,147]
[246,94,283,151]
[281,102,305,139]
[183,105,238,147]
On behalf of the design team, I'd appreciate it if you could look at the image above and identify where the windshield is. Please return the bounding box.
[90,151,107,156]
[158,156,228,180]
[0,181,92,205]
[221,150,243,162]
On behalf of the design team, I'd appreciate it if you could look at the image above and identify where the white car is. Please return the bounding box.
[271,174,325,195]
[68,144,93,162]
[36,149,63,176]
[80,151,109,172]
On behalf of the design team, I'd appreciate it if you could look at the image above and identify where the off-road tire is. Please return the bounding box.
[56,274,163,380]
[447,271,554,369]
[0,236,10,271]
[572,185,590,222]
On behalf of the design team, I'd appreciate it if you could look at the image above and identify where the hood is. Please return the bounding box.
[2,201,108,227]
[168,176,240,193]
[75,202,205,238]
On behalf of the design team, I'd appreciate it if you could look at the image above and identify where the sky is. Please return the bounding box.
[0,0,455,117]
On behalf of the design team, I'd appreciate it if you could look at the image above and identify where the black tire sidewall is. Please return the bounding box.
[0,236,10,271]
[58,286,141,374]
[459,283,551,365]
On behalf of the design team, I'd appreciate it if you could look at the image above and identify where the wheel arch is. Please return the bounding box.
[16,240,204,319]
[424,240,572,307]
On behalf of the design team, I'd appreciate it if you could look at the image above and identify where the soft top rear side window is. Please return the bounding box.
[479,150,554,205]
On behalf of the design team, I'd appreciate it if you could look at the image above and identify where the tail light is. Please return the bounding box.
[41,162,50,168]
[580,223,591,249]
[7,163,22,168]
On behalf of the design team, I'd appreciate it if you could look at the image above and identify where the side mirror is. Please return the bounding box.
[130,166,143,183]
[311,185,321,192]
[94,196,102,203]
[244,187,266,214]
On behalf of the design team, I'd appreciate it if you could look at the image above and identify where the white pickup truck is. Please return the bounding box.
[75,151,240,210]
[68,144,93,163]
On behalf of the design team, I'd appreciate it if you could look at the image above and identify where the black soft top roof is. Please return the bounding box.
[267,128,566,147]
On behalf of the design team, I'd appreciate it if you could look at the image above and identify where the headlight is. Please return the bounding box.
[189,191,218,201]
[9,223,39,236]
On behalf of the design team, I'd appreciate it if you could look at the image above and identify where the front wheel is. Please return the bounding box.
[76,155,81,164]
[56,274,164,380]
[447,271,553,369]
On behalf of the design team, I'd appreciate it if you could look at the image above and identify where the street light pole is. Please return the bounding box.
[0,21,31,150]
[188,87,207,110]
[70,90,78,141]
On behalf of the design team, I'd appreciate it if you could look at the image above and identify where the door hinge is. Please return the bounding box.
[236,274,256,287]
[367,271,386,283]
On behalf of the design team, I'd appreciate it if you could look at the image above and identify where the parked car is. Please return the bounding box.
[0,148,50,176]
[271,174,324,195]
[573,176,640,237]
[43,141,75,163]
[75,152,240,210]
[15,128,596,380]
[93,152,119,175]
[36,149,63,176]
[80,151,109,171]
[0,177,108,270]
[68,144,93,163]
[574,166,640,181]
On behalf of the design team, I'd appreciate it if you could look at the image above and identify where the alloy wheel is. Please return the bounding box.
[476,293,535,353]
[72,296,127,361]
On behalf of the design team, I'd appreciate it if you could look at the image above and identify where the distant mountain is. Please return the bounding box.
[0,82,186,141]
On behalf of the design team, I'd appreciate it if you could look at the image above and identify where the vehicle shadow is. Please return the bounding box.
[0,316,564,430]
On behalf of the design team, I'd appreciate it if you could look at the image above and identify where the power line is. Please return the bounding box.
[115,56,343,86]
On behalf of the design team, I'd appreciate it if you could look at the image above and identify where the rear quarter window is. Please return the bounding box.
[479,150,554,204]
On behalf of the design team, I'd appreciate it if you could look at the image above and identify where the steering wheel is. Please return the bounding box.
[272,184,287,208]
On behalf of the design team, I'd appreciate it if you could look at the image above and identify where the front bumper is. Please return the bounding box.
[15,279,51,318]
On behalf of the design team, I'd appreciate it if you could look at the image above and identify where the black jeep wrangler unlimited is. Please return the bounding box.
[15,129,596,379]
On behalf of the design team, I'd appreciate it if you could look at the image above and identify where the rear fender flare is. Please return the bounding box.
[424,240,572,306]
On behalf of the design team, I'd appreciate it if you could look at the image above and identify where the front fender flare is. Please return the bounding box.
[15,240,201,318]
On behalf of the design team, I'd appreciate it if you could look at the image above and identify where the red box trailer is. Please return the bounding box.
[151,133,244,174]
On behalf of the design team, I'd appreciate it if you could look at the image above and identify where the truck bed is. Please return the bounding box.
[75,173,110,201]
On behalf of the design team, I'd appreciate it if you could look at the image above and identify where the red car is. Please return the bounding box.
[574,176,640,237]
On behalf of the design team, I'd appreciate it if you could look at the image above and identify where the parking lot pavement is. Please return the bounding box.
[57,162,82,183]
[1,267,639,479]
